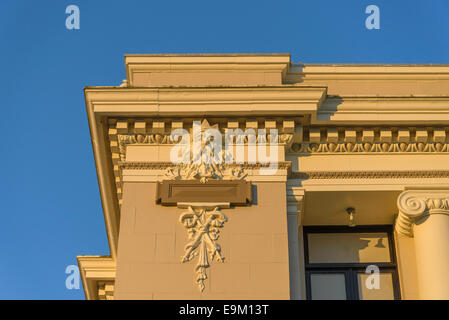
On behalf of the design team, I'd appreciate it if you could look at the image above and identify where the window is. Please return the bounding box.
[304,226,401,300]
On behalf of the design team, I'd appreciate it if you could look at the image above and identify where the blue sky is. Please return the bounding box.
[0,0,448,299]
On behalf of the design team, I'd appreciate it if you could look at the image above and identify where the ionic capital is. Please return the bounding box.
[396,189,449,237]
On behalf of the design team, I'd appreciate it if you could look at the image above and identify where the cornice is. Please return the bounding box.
[396,189,449,237]
[125,54,291,87]
[85,86,327,117]
[85,86,449,124]
[316,95,449,124]
[77,256,116,300]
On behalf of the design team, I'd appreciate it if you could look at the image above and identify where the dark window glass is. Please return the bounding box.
[304,226,401,300]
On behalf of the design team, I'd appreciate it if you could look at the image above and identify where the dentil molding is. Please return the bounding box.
[97,281,115,300]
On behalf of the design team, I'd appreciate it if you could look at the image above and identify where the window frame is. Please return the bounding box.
[303,225,401,300]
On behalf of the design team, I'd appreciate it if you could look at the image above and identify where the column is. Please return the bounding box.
[286,186,305,300]
[396,189,449,299]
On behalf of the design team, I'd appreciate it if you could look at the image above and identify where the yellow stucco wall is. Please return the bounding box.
[114,182,290,299]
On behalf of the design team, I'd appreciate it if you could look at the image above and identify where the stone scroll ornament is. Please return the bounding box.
[179,206,227,292]
[396,190,449,237]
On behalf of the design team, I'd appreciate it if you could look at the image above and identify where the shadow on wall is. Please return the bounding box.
[316,95,343,122]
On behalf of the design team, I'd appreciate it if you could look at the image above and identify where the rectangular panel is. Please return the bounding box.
[357,272,395,300]
[308,232,391,263]
[156,180,252,205]
[310,273,347,300]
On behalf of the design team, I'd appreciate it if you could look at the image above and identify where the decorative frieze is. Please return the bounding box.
[120,161,291,169]
[289,127,449,153]
[108,119,449,211]
[107,117,295,207]
[293,170,449,180]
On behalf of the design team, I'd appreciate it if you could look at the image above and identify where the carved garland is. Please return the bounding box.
[179,206,227,292]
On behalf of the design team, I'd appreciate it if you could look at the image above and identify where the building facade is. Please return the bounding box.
[78,54,449,300]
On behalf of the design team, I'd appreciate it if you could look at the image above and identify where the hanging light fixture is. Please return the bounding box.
[346,207,356,227]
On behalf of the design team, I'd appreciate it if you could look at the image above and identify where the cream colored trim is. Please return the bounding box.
[315,96,449,124]
[97,281,115,300]
[286,187,304,215]
[85,95,119,259]
[287,64,449,81]
[177,202,231,209]
[85,86,327,117]
[396,189,449,237]
[120,162,291,184]
[289,126,449,154]
[77,256,116,300]
[293,170,449,180]
[120,161,292,170]
[285,187,305,299]
[125,54,291,86]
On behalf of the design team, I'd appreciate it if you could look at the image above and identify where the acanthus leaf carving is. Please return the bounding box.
[164,163,247,184]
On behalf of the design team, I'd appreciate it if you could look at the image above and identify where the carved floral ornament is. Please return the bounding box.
[395,190,449,237]
[116,132,293,161]
[113,124,449,159]
[162,162,248,290]
[179,205,228,292]
[289,141,449,153]
[289,127,449,154]
[117,131,449,155]
[167,163,247,290]
[164,162,247,184]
